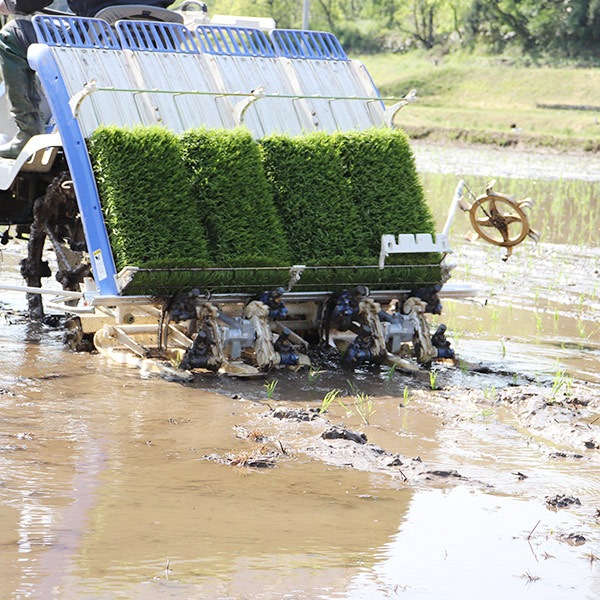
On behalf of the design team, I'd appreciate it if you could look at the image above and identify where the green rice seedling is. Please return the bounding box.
[472,408,494,420]
[264,379,278,399]
[336,396,353,417]
[452,328,462,345]
[564,373,573,397]
[319,389,340,414]
[333,129,436,260]
[260,129,441,285]
[550,369,573,400]
[91,125,445,294]
[180,128,291,267]
[385,363,397,382]
[259,132,359,263]
[346,379,360,396]
[308,367,321,383]
[353,392,375,426]
[429,370,439,390]
[500,339,506,358]
[483,385,497,402]
[402,386,411,407]
[550,371,564,400]
[88,126,210,272]
[535,313,543,333]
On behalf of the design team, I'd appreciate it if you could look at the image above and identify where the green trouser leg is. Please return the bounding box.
[0,20,45,159]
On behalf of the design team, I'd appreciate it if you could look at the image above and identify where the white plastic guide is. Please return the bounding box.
[379,233,451,269]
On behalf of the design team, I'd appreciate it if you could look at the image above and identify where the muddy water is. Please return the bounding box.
[1,146,599,599]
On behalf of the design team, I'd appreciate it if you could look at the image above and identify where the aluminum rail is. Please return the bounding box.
[0,283,82,298]
[71,84,402,107]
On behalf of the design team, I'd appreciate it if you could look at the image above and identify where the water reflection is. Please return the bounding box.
[342,487,599,600]
[0,351,419,598]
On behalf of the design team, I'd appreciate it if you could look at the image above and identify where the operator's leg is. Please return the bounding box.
[0,19,45,159]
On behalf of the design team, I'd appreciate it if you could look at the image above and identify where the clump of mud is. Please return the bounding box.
[545,494,582,509]
[433,380,600,455]
[321,425,368,444]
[204,447,280,468]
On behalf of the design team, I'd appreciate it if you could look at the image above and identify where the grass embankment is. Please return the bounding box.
[357,52,600,152]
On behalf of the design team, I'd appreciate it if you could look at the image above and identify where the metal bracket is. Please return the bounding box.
[383,89,417,128]
[69,80,98,119]
[441,179,469,237]
[233,86,265,126]
[116,266,139,293]
[287,264,306,291]
[379,233,451,269]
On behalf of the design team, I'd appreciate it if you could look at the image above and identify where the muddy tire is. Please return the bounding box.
[63,316,95,353]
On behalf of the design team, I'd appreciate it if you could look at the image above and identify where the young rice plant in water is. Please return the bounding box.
[319,389,341,414]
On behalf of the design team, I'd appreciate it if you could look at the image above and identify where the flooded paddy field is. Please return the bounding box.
[0,144,598,599]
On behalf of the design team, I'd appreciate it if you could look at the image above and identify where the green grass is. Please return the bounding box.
[356,52,600,147]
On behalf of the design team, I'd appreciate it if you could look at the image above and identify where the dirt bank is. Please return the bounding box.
[404,125,600,155]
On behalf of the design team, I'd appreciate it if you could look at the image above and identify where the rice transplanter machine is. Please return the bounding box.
[0,4,537,378]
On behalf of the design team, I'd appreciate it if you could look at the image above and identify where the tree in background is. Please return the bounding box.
[207,0,600,61]
[464,0,600,58]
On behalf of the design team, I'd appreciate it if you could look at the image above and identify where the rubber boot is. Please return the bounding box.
[0,119,43,158]
[0,21,45,159]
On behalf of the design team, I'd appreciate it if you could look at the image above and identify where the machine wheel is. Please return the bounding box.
[469,194,530,248]
[63,316,95,352]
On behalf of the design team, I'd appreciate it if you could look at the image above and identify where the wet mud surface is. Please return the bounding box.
[411,139,600,182]
[199,367,599,498]
[1,144,599,598]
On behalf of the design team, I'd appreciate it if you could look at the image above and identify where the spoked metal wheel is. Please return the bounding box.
[469,194,530,248]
